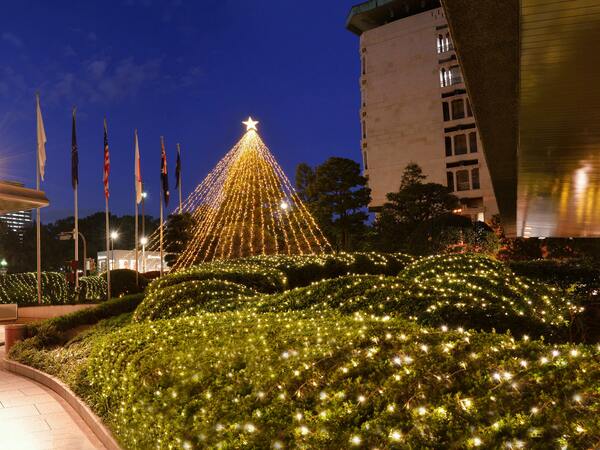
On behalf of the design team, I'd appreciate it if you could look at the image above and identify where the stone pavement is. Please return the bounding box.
[0,327,106,450]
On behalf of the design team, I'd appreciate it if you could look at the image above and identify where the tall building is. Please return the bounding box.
[346,0,498,221]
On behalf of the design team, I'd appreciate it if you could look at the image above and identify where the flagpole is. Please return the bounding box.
[35,94,42,304]
[73,107,79,291]
[177,143,182,213]
[134,131,139,285]
[105,197,110,300]
[74,182,79,288]
[36,143,42,304]
[160,192,164,276]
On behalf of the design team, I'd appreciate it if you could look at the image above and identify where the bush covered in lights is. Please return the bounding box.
[8,252,600,449]
[82,311,600,449]
[0,272,107,305]
[134,279,257,322]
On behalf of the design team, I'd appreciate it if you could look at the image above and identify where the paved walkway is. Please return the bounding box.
[0,326,106,450]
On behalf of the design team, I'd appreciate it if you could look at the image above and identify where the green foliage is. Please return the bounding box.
[102,269,148,298]
[8,252,600,449]
[296,158,371,251]
[0,272,72,305]
[375,163,460,252]
[146,261,288,295]
[78,275,107,302]
[163,212,195,267]
[509,259,600,287]
[134,279,257,322]
[85,311,600,450]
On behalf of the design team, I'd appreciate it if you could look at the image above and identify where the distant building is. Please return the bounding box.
[0,209,32,237]
[346,0,498,221]
[97,249,166,273]
[0,182,34,239]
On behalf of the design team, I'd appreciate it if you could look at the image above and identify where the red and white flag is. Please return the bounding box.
[135,130,143,204]
[103,119,110,199]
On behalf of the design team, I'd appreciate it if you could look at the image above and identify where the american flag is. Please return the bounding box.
[161,136,169,206]
[103,119,110,199]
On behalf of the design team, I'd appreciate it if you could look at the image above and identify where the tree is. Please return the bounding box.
[375,163,460,252]
[296,157,371,251]
[400,162,426,189]
[164,212,195,267]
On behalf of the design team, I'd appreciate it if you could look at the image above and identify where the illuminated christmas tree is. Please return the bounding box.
[161,118,331,269]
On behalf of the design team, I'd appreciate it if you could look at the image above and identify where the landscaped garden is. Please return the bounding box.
[7,252,600,449]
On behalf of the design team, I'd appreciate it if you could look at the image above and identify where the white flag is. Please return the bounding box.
[135,130,143,204]
[36,95,47,181]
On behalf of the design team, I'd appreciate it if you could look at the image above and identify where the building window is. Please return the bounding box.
[451,99,465,120]
[456,170,470,191]
[454,134,468,155]
[466,98,473,117]
[362,56,366,75]
[363,151,369,170]
[449,66,462,85]
[469,132,478,153]
[442,102,450,121]
[440,68,447,87]
[471,168,480,189]
[362,120,367,139]
[446,172,455,191]
[445,136,453,156]
[445,33,452,52]
[437,34,444,53]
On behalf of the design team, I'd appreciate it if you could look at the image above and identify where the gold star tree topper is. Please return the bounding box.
[243,116,259,131]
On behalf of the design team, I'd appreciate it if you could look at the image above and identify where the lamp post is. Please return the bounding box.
[110,231,119,271]
[140,236,148,273]
[141,191,147,240]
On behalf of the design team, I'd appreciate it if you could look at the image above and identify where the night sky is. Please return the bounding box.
[0,0,361,222]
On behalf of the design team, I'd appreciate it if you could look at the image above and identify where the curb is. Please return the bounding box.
[2,358,121,450]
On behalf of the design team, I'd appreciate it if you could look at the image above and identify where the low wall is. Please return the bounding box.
[18,304,99,320]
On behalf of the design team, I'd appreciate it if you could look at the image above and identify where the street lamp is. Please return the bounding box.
[140,236,148,273]
[110,231,119,270]
[141,190,148,239]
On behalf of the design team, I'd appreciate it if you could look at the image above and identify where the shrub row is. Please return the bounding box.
[0,272,107,305]
[138,254,578,339]
[86,310,600,449]
[509,258,600,287]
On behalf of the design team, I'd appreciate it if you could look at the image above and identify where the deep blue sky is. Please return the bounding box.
[0,0,361,222]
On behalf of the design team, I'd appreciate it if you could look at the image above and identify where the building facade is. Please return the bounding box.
[97,250,165,273]
[347,1,498,221]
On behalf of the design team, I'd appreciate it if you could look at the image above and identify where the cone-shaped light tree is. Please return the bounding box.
[148,118,331,269]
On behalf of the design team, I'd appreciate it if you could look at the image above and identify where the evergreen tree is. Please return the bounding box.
[296,157,371,251]
[164,213,195,267]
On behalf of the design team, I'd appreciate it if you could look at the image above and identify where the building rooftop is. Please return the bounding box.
[346,0,440,35]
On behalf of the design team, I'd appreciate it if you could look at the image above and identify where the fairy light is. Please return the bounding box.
[143,118,333,269]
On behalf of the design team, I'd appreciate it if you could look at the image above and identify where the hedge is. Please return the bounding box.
[509,259,600,287]
[134,279,257,322]
[84,311,600,449]
[101,269,148,298]
[0,272,73,305]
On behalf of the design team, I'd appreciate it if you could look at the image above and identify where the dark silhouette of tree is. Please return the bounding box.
[296,157,371,251]
[164,212,195,267]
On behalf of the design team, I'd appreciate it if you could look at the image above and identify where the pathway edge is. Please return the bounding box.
[2,357,121,450]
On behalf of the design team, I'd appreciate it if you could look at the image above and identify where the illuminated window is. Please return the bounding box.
[469,132,478,153]
[454,134,468,155]
[437,34,444,53]
[451,99,465,119]
[440,68,447,87]
[456,170,470,191]
[471,168,480,189]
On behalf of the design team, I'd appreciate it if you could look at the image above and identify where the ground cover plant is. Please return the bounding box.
[8,252,600,449]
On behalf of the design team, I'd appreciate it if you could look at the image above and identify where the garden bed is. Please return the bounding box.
[8,253,600,449]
